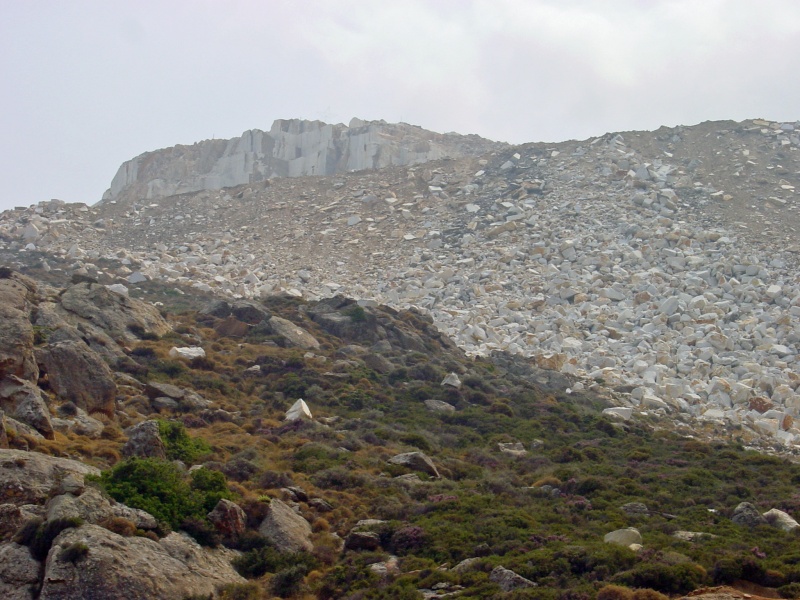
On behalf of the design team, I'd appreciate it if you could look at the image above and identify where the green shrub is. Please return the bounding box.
[93,458,201,528]
[233,546,317,578]
[218,582,263,600]
[780,582,800,599]
[270,564,308,597]
[179,517,220,547]
[157,420,211,463]
[612,562,707,595]
[344,305,367,322]
[190,467,234,512]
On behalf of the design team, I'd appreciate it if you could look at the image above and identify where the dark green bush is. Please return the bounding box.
[270,564,308,597]
[233,546,317,578]
[190,467,234,512]
[158,420,211,463]
[179,517,220,547]
[93,458,201,528]
[218,582,263,600]
[780,582,800,599]
[612,562,707,595]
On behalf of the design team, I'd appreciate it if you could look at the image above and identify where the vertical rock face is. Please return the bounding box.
[100,118,503,205]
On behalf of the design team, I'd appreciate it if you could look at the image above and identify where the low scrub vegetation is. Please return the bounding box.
[46,292,800,598]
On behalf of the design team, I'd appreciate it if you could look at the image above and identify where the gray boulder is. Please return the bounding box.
[732,502,768,527]
[267,316,320,350]
[46,487,157,530]
[0,375,53,439]
[121,421,167,460]
[0,542,39,600]
[344,530,381,551]
[764,508,800,531]
[0,504,44,542]
[388,451,440,478]
[38,524,245,600]
[604,527,642,547]
[258,498,313,553]
[36,340,117,416]
[0,449,99,506]
[490,566,537,592]
[0,274,38,382]
[56,282,170,343]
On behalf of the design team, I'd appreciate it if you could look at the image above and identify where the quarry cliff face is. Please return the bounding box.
[100,118,504,205]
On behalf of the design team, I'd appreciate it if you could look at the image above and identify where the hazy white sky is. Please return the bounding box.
[2,0,799,211]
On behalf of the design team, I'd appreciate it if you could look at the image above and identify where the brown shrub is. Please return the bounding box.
[632,590,669,600]
[597,585,634,600]
[100,517,137,537]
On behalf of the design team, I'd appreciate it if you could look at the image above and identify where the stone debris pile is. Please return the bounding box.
[2,117,800,448]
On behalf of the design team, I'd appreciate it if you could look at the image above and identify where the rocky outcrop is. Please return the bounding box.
[0,449,100,505]
[55,282,170,345]
[121,420,166,460]
[0,542,40,600]
[46,486,157,530]
[267,316,320,350]
[0,376,53,439]
[207,499,246,540]
[604,527,643,547]
[38,524,245,600]
[258,498,313,553]
[100,118,503,205]
[763,508,799,531]
[490,566,537,592]
[0,274,38,382]
[36,340,117,416]
[388,451,440,479]
[731,502,768,528]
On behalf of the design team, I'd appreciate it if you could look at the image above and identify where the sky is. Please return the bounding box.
[1,0,799,212]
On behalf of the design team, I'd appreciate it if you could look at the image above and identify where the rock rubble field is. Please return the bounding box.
[3,117,800,449]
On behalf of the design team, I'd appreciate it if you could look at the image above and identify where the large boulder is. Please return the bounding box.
[0,376,53,439]
[56,282,171,343]
[258,498,313,553]
[121,421,167,460]
[207,499,246,539]
[0,541,40,600]
[0,449,99,506]
[388,451,440,478]
[732,502,768,528]
[285,399,312,422]
[604,527,643,547]
[0,503,44,542]
[46,486,157,530]
[307,297,380,343]
[38,524,245,600]
[490,566,537,592]
[764,508,799,532]
[36,341,117,416]
[267,316,320,350]
[0,274,38,382]
[144,382,210,412]
[202,299,270,324]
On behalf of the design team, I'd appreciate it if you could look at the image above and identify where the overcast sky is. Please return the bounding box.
[1,0,799,212]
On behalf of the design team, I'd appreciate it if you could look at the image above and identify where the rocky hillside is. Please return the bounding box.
[3,269,800,599]
[2,117,800,455]
[98,118,505,206]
